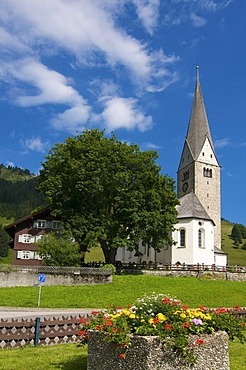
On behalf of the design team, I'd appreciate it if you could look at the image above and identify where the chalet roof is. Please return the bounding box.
[176,192,214,224]
[4,207,52,237]
[185,68,214,160]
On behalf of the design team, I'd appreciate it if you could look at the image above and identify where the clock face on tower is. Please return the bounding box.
[182,182,188,192]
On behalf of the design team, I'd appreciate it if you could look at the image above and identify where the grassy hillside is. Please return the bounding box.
[0,164,34,182]
[221,220,246,266]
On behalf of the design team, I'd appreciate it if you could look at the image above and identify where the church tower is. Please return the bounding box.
[177,67,221,249]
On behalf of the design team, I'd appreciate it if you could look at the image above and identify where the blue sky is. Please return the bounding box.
[0,0,245,225]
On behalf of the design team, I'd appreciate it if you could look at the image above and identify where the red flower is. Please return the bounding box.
[199,305,205,311]
[119,353,125,359]
[105,321,113,326]
[196,339,205,345]
[112,328,117,332]
[91,310,98,315]
[95,325,104,331]
[232,306,241,311]
[78,330,86,336]
[163,298,170,304]
[181,305,188,310]
[153,318,160,324]
[182,322,190,329]
[165,323,172,331]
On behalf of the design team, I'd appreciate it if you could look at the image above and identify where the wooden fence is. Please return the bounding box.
[0,313,92,349]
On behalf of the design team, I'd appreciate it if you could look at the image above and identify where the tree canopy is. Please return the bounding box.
[37,129,178,264]
[36,231,81,267]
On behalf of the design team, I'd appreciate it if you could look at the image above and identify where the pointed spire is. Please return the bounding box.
[186,66,214,159]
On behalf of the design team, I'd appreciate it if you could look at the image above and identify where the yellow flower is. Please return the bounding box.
[129,314,135,319]
[180,313,186,319]
[149,318,154,324]
[122,310,130,316]
[157,313,167,321]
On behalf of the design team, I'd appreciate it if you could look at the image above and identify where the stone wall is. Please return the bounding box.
[87,331,229,370]
[0,267,112,287]
[142,269,246,281]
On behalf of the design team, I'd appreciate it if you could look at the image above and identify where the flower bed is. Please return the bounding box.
[79,293,245,369]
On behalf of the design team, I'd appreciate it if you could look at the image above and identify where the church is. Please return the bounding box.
[116,68,227,268]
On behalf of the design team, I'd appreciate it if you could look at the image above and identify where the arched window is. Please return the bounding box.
[198,229,205,248]
[180,229,186,247]
[203,167,212,178]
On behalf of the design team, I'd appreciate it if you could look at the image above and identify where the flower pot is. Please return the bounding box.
[87,330,229,370]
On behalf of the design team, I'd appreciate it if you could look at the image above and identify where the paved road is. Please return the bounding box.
[0,307,95,319]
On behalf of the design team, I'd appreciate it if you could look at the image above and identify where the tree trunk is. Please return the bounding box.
[99,238,117,264]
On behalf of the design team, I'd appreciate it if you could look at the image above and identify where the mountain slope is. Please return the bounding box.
[0,164,45,224]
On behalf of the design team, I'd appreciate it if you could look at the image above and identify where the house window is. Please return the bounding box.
[203,168,212,178]
[52,221,63,229]
[18,234,35,243]
[33,219,46,229]
[198,229,205,248]
[179,229,186,247]
[16,251,35,259]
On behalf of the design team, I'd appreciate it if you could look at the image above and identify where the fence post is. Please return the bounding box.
[34,317,41,346]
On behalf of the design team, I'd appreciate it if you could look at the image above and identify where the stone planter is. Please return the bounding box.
[87,331,229,370]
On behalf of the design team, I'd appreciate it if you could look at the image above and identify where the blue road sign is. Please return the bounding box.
[38,273,46,283]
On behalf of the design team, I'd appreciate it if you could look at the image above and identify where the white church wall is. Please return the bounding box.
[214,253,227,267]
[171,218,214,265]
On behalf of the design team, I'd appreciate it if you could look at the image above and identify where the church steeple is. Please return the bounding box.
[177,67,221,249]
[186,66,214,160]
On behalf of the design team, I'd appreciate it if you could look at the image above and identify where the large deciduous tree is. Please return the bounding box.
[37,129,178,264]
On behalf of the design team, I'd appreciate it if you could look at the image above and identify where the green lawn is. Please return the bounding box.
[0,275,245,308]
[0,341,244,370]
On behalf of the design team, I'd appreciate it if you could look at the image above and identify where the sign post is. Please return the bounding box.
[37,273,46,306]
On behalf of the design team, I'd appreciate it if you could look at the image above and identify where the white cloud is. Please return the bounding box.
[21,137,49,153]
[214,138,230,149]
[190,13,207,27]
[4,58,83,107]
[0,0,165,81]
[144,142,163,149]
[50,105,91,133]
[132,0,160,35]
[163,0,232,27]
[6,161,14,167]
[99,97,152,131]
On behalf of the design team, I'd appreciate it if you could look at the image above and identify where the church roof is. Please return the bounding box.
[185,68,214,160]
[176,192,214,223]
[214,246,227,255]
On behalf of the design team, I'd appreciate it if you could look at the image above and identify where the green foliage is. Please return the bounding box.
[36,230,82,266]
[102,263,116,274]
[0,226,10,257]
[0,176,45,221]
[0,248,13,265]
[231,224,245,244]
[37,129,178,264]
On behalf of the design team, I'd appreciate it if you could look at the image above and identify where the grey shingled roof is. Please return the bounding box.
[186,71,214,160]
[214,246,227,255]
[177,192,214,223]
